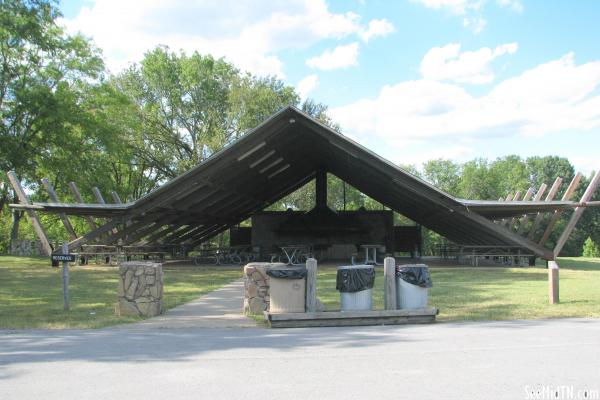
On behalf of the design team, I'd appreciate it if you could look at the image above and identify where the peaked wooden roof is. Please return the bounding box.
[14,106,584,259]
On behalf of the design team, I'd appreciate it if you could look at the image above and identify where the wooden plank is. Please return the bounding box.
[267,308,439,321]
[268,315,436,328]
[500,192,520,227]
[517,183,547,235]
[68,182,97,230]
[539,173,582,246]
[554,170,600,257]
[6,171,53,256]
[527,177,562,240]
[508,188,534,231]
[305,258,317,312]
[265,308,438,328]
[41,178,77,240]
[384,257,396,310]
[548,260,559,304]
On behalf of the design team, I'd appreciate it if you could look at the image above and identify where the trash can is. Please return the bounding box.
[266,266,307,313]
[395,264,432,309]
[336,265,375,311]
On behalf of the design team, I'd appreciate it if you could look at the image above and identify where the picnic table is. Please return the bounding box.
[279,245,310,265]
[360,244,383,265]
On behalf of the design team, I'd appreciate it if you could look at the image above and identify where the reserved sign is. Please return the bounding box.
[51,254,76,262]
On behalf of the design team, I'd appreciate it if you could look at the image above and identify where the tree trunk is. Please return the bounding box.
[10,210,23,254]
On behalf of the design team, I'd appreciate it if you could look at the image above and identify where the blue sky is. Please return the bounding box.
[58,0,600,173]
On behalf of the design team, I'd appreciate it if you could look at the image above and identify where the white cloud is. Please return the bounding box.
[462,16,487,34]
[60,0,393,77]
[358,19,395,42]
[331,53,600,144]
[297,74,319,99]
[306,42,360,71]
[413,0,522,33]
[420,42,518,84]
[412,0,478,15]
[497,0,523,13]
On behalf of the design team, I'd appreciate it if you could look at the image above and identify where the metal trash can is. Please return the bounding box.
[336,265,375,311]
[266,266,307,313]
[395,264,432,309]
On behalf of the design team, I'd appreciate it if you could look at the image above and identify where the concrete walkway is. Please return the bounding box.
[121,279,257,329]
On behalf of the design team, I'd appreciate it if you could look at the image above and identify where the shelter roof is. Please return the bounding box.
[12,106,578,259]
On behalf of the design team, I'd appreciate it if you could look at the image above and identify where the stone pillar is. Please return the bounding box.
[117,261,164,317]
[243,262,285,315]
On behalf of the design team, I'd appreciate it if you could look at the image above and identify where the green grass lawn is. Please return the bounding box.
[2,256,599,329]
[317,257,600,321]
[0,256,241,329]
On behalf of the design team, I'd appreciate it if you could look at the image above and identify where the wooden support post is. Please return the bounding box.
[92,187,106,204]
[510,187,534,231]
[539,173,583,246]
[67,219,120,252]
[110,191,122,204]
[518,183,547,235]
[92,187,119,235]
[68,182,97,231]
[499,193,514,226]
[501,191,520,227]
[527,177,562,240]
[41,178,78,240]
[548,260,559,304]
[62,241,70,311]
[554,170,600,257]
[305,258,317,312]
[384,257,397,310]
[6,171,53,256]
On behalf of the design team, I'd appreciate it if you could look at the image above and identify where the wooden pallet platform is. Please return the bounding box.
[264,308,439,328]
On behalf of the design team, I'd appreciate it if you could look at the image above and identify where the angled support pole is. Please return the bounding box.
[6,171,53,256]
[509,187,534,231]
[553,170,600,258]
[539,173,583,246]
[517,183,547,235]
[500,193,517,226]
[110,191,123,204]
[67,219,121,252]
[68,182,97,231]
[501,191,521,227]
[92,187,119,235]
[41,178,77,240]
[527,178,562,240]
[92,187,106,204]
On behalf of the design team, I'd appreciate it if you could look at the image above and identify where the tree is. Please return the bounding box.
[525,156,574,198]
[582,237,600,258]
[422,159,461,196]
[0,0,104,247]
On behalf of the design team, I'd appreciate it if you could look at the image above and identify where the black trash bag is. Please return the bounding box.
[266,267,307,279]
[336,267,375,293]
[395,264,433,288]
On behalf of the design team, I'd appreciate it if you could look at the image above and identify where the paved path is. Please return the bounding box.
[121,279,257,329]
[1,318,599,400]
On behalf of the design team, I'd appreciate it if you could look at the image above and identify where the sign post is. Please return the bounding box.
[61,242,70,311]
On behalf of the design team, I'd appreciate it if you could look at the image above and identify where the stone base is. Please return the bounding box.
[117,262,164,317]
[243,262,285,315]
